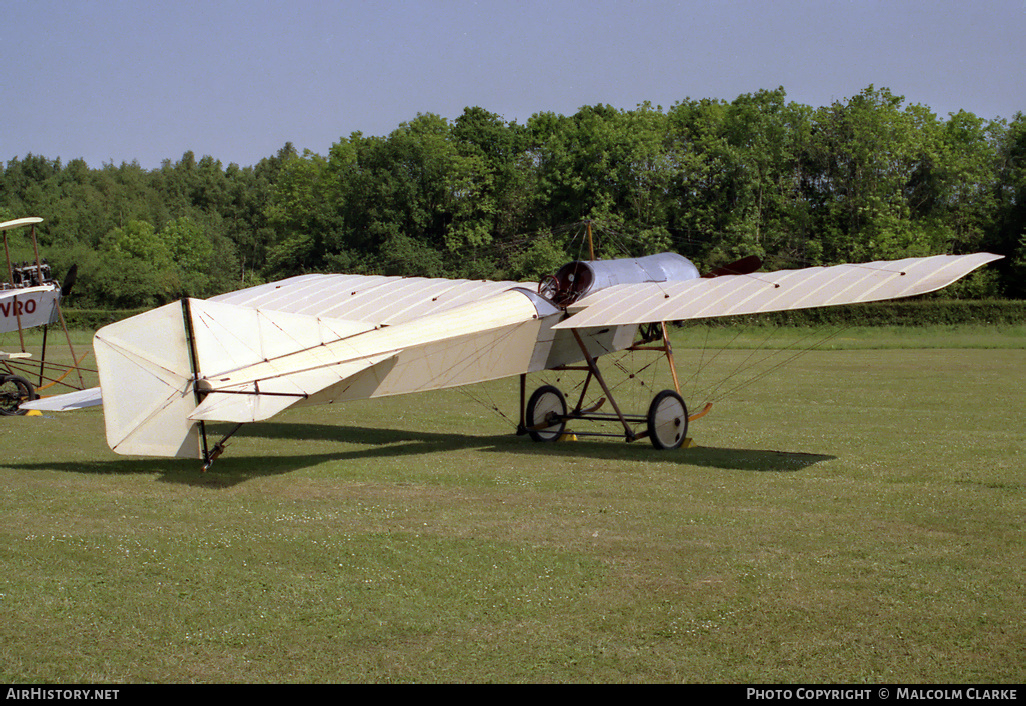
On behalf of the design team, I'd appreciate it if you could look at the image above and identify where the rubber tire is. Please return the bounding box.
[647,390,688,450]
[0,375,38,416]
[525,385,567,442]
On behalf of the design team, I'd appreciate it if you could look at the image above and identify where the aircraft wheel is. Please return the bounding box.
[0,375,38,416]
[647,390,688,450]
[525,385,567,442]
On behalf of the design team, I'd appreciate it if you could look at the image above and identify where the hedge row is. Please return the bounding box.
[685,299,1026,328]
[62,308,149,330]
[63,299,1026,332]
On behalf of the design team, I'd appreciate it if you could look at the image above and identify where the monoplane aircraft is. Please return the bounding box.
[26,225,1000,470]
[1,217,86,415]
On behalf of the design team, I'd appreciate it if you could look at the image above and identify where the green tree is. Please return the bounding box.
[264,148,335,275]
[162,216,217,296]
[803,87,953,262]
[102,220,171,270]
[452,106,532,250]
[993,113,1026,297]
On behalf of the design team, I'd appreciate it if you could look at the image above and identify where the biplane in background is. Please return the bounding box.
[1,217,87,415]
[26,221,1001,470]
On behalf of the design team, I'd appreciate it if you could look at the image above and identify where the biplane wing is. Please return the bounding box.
[24,248,1002,466]
[18,386,102,411]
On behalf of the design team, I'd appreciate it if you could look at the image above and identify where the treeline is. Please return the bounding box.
[2,86,1024,308]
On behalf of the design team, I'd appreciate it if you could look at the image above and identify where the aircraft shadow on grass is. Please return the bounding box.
[246,422,835,473]
[13,422,834,487]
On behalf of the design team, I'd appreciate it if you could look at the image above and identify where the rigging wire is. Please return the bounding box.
[455,384,518,430]
[699,325,786,402]
[686,324,851,408]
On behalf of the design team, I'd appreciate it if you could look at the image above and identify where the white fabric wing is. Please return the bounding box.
[210,273,528,325]
[553,253,1002,329]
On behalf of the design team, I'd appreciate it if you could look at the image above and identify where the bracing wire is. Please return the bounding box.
[685,324,851,408]
[699,325,786,402]
[455,384,518,430]
[707,326,850,402]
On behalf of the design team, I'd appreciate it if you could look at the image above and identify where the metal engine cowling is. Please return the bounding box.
[546,253,700,306]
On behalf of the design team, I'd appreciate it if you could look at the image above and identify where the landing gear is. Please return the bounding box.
[522,383,690,450]
[0,374,38,416]
[518,322,704,450]
[525,384,567,442]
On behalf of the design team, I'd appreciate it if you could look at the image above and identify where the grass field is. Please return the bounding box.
[1,325,1023,683]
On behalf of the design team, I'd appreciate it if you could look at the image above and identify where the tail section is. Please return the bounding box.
[94,298,381,458]
[94,301,202,458]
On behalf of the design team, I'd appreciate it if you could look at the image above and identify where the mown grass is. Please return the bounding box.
[1,325,1023,683]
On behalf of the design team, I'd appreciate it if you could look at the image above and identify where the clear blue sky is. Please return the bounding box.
[4,0,1024,170]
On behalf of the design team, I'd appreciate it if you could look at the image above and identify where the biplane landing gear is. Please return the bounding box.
[647,390,688,450]
[0,375,38,416]
[525,384,567,442]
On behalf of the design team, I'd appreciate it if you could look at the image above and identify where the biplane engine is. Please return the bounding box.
[539,253,700,307]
